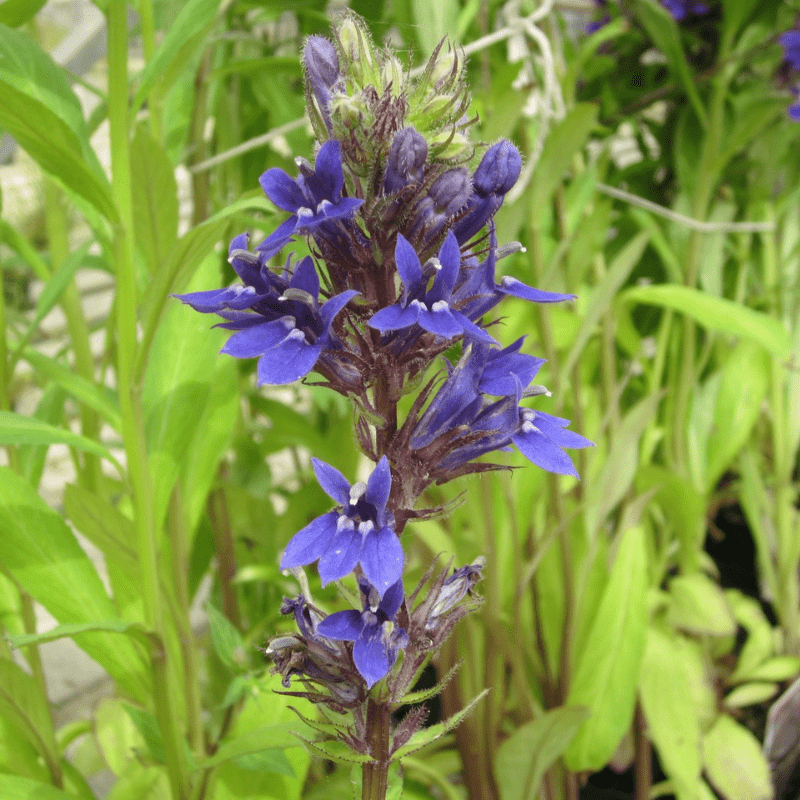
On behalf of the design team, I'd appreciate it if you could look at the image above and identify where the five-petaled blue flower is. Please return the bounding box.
[368,231,495,342]
[257,139,364,258]
[281,456,404,594]
[316,577,408,688]
[175,234,357,385]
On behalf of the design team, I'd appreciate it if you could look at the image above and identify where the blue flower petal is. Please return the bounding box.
[353,625,392,688]
[324,197,364,218]
[532,412,594,449]
[311,458,352,505]
[394,234,423,293]
[318,521,362,584]
[281,510,339,569]
[176,285,259,313]
[307,139,344,202]
[221,318,296,358]
[256,335,323,385]
[365,456,391,517]
[290,256,320,299]
[361,526,404,594]
[451,310,496,344]
[319,290,359,331]
[379,579,404,619]
[369,301,421,332]
[316,609,363,641]
[498,276,576,304]
[429,231,460,302]
[259,168,307,212]
[418,303,463,338]
[512,429,579,478]
[255,217,297,259]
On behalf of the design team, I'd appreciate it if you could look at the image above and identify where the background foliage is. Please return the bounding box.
[0,0,799,799]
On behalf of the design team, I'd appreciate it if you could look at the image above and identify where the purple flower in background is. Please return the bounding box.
[257,139,363,257]
[175,235,357,385]
[368,231,495,342]
[780,31,800,71]
[788,88,800,122]
[281,457,404,594]
[659,0,708,21]
[586,0,611,34]
[316,577,408,688]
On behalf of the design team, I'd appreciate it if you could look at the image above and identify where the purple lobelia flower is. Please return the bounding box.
[409,342,592,480]
[316,577,408,688]
[257,139,363,257]
[368,231,494,342]
[659,0,708,21]
[452,140,522,245]
[175,234,358,386]
[281,456,404,594]
[780,31,800,71]
[453,225,575,321]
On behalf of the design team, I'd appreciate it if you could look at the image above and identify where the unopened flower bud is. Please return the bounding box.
[304,35,340,130]
[428,168,471,216]
[381,55,405,95]
[430,44,459,87]
[427,130,472,161]
[384,127,428,194]
[473,140,522,197]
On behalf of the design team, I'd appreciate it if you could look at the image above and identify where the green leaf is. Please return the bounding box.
[741,656,800,683]
[391,689,489,760]
[667,573,736,637]
[0,775,78,800]
[20,347,121,430]
[0,411,121,472]
[63,483,138,575]
[7,619,155,652]
[495,707,589,800]
[636,466,705,573]
[132,0,220,113]
[703,341,770,492]
[585,392,662,537]
[724,683,778,709]
[131,125,179,273]
[564,231,650,378]
[124,705,166,765]
[727,590,775,682]
[621,284,792,358]
[104,765,168,800]
[95,698,145,778]
[0,82,117,222]
[396,662,460,706]
[564,526,648,771]
[703,715,772,800]
[639,626,705,798]
[0,23,101,169]
[142,253,230,526]
[411,0,458,55]
[12,243,89,358]
[719,0,760,39]
[633,0,707,127]
[0,0,47,27]
[207,603,245,669]
[194,724,299,772]
[0,658,58,762]
[0,468,150,700]
[530,104,598,212]
[293,735,374,765]
[17,384,67,490]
